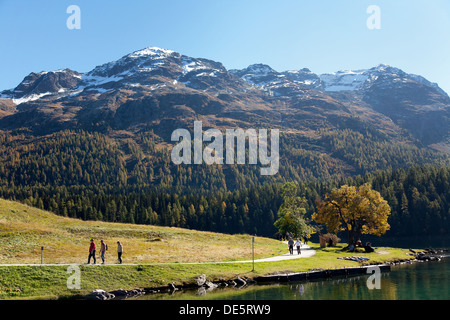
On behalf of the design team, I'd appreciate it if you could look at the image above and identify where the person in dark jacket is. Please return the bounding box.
[288,238,294,255]
[87,239,96,264]
[117,241,123,264]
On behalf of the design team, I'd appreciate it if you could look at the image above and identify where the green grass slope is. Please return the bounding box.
[0,199,415,300]
[0,198,285,265]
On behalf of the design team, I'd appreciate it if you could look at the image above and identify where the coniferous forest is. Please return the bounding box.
[0,129,449,238]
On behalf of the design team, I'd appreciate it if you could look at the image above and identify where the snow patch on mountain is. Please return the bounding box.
[320,69,371,91]
[181,57,210,74]
[229,64,280,87]
[283,68,323,89]
[86,46,175,79]
[318,64,447,96]
[80,74,124,87]
[12,92,53,105]
[128,47,176,58]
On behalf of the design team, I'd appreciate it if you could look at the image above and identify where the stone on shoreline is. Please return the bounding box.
[196,274,207,287]
[204,281,218,290]
[86,288,144,300]
[235,276,247,286]
[86,289,115,300]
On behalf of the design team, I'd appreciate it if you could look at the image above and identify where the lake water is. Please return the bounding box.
[136,257,449,300]
[135,234,450,301]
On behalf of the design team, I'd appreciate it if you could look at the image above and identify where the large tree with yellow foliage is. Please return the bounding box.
[312,183,391,246]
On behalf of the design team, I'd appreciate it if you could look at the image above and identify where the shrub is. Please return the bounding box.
[319,233,341,247]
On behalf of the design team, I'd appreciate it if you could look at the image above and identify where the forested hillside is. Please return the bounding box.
[0,128,448,237]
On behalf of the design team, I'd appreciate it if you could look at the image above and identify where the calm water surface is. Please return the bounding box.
[233,258,450,300]
[136,256,449,301]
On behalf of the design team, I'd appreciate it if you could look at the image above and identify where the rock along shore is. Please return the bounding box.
[84,247,448,300]
[83,263,393,300]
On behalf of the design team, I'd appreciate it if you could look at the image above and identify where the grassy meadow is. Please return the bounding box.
[0,198,416,299]
[0,199,286,265]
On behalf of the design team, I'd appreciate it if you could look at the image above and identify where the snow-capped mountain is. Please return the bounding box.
[2,47,448,104]
[229,64,322,88]
[0,46,448,148]
[0,47,246,105]
[319,64,448,96]
[320,68,372,92]
[75,47,242,94]
[229,64,323,96]
[231,63,448,98]
[229,64,280,86]
[283,68,323,89]
[0,69,82,104]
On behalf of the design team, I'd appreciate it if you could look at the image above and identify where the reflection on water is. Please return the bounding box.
[135,258,449,300]
[253,275,399,300]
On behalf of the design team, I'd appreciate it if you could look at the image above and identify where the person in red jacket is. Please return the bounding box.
[87,239,96,264]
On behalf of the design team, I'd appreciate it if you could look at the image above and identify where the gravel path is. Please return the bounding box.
[0,243,316,266]
[232,242,316,263]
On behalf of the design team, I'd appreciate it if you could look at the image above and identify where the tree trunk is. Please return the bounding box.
[348,227,362,246]
[348,231,356,246]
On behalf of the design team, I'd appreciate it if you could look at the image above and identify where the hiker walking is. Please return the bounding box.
[295,238,302,255]
[117,241,123,264]
[303,234,309,245]
[288,237,294,255]
[100,240,108,264]
[87,239,96,264]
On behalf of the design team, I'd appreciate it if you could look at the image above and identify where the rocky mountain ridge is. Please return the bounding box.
[0,46,449,150]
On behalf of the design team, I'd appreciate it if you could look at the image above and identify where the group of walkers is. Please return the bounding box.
[287,237,302,255]
[284,231,306,255]
[87,239,123,265]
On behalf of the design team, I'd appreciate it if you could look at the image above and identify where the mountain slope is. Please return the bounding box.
[0,46,448,195]
[1,46,448,149]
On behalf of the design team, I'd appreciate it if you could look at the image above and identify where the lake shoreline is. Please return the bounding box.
[83,256,421,300]
[106,248,450,301]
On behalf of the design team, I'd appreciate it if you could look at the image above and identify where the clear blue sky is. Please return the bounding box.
[1,0,450,94]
